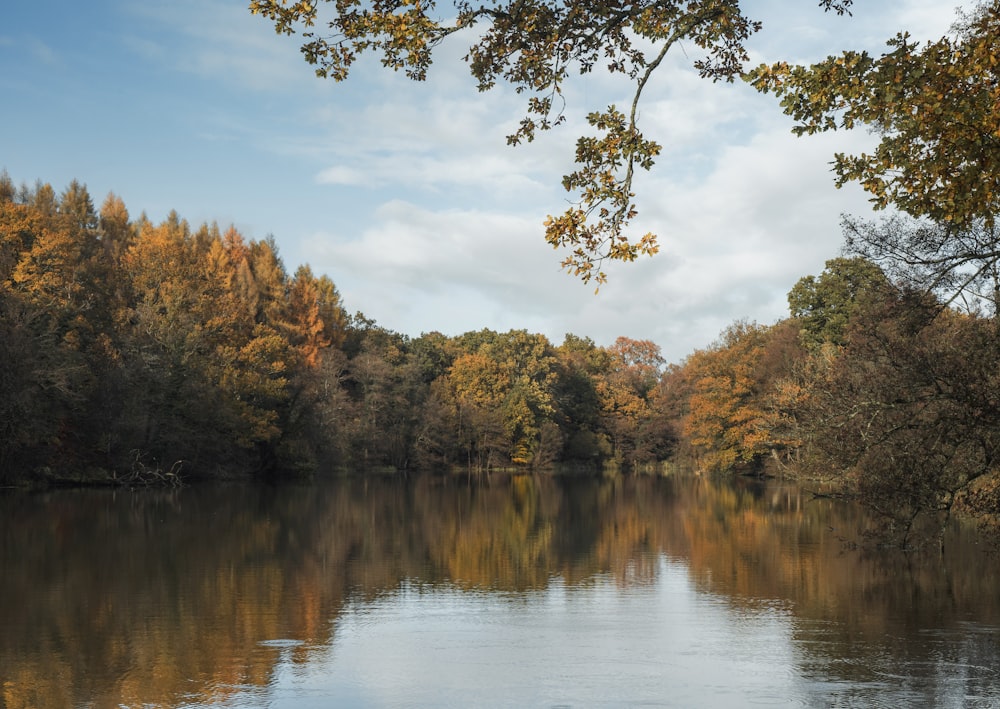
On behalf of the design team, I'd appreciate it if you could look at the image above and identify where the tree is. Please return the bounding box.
[314,273,348,349]
[607,336,664,395]
[251,0,852,284]
[343,326,424,468]
[0,288,90,478]
[553,335,608,461]
[248,236,288,326]
[787,256,889,350]
[0,174,366,480]
[118,215,295,474]
[678,320,801,473]
[595,336,667,465]
[794,289,1000,549]
[435,330,561,468]
[0,170,14,203]
[0,200,45,284]
[98,192,135,265]
[842,215,1000,316]
[0,188,108,478]
[442,351,510,470]
[283,265,333,369]
[484,330,561,465]
[748,2,1000,229]
[12,181,103,338]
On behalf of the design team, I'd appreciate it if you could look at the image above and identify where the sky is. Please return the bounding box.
[0,1,961,363]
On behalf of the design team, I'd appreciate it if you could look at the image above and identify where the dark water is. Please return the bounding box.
[1,474,998,708]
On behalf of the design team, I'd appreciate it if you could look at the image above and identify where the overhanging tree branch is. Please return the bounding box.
[250,0,854,283]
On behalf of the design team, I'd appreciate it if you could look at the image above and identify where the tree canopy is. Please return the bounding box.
[787,256,889,350]
[841,215,1000,316]
[747,1,1000,229]
[249,0,853,284]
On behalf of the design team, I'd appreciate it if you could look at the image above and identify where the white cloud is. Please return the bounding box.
[895,1,964,39]
[310,199,577,315]
[316,150,550,196]
[299,71,890,364]
[317,165,374,188]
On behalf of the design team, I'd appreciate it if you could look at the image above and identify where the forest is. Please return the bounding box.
[1,170,999,547]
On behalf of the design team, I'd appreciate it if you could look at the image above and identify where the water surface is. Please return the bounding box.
[1,474,997,707]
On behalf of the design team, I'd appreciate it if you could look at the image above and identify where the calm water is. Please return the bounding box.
[1,474,998,708]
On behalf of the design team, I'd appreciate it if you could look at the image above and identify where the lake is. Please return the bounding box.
[1,473,998,708]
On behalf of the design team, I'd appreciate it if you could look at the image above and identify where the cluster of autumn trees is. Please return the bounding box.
[0,173,675,483]
[667,253,1000,547]
[2,171,999,544]
[0,174,360,483]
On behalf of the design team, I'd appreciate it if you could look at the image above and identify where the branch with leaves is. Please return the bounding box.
[842,215,1000,316]
[747,2,1000,230]
[250,0,853,283]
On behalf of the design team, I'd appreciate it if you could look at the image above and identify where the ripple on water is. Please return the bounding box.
[257,639,305,648]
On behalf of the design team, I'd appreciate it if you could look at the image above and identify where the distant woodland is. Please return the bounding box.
[2,172,999,547]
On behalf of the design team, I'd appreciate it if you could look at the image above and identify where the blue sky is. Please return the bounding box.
[1,1,959,362]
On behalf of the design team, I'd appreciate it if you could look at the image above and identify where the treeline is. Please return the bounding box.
[2,173,998,545]
[0,174,674,483]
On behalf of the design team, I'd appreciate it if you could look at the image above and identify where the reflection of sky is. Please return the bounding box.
[790,619,1000,708]
[235,555,803,708]
[188,552,1000,709]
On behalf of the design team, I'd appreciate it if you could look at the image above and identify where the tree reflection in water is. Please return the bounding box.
[0,474,997,708]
